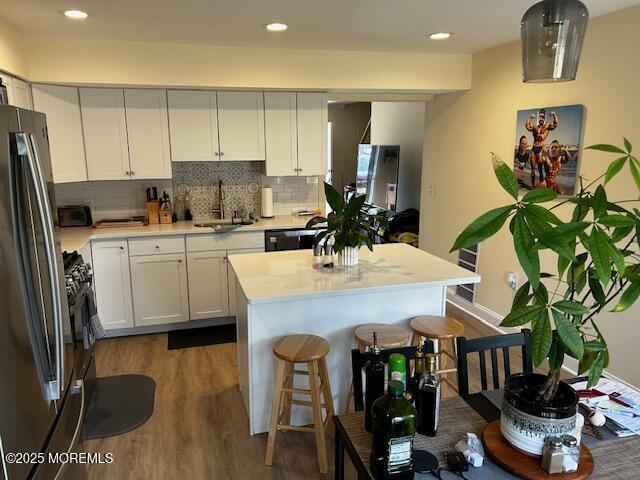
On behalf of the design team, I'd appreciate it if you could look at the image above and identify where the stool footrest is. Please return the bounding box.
[277,424,315,433]
[282,386,311,395]
[293,369,308,375]
[291,399,327,409]
[436,368,458,374]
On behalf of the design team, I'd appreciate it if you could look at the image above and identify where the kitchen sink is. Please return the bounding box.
[193,220,254,227]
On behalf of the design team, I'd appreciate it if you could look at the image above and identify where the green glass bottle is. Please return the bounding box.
[370,380,417,480]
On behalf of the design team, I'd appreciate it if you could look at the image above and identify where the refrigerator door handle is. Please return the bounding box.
[52,379,85,480]
[18,132,64,401]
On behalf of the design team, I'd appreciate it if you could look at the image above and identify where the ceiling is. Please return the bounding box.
[2,0,639,54]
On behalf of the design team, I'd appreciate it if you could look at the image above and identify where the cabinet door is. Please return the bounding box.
[264,92,298,176]
[296,92,328,176]
[167,90,219,162]
[91,240,134,330]
[130,253,189,326]
[124,89,172,179]
[80,88,130,180]
[9,77,33,109]
[217,91,265,161]
[187,251,229,320]
[227,248,264,316]
[32,85,87,183]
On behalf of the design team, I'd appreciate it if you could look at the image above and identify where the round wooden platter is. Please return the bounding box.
[482,420,594,480]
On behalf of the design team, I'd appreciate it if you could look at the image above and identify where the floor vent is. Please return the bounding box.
[455,244,479,303]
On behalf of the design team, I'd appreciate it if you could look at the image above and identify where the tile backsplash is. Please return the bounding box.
[55,162,321,221]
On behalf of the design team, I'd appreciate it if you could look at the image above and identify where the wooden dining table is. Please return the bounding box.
[333,390,640,479]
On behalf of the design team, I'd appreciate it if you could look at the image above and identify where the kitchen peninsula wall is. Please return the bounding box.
[55,161,321,221]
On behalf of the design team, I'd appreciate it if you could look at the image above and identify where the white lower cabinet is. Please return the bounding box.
[91,240,134,330]
[186,251,229,320]
[227,248,264,316]
[130,253,189,326]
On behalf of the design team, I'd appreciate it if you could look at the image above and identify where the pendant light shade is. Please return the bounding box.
[521,0,589,83]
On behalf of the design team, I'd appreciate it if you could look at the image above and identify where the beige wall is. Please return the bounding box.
[0,19,28,78]
[371,102,425,211]
[420,6,640,385]
[22,37,470,92]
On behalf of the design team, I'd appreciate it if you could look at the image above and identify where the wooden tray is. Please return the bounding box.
[482,420,593,480]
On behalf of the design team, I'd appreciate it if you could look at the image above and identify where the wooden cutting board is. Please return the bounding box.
[482,420,594,480]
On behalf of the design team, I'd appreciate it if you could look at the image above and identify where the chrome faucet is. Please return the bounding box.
[211,178,225,219]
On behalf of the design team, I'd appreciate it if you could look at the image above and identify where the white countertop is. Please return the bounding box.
[56,214,314,252]
[228,243,481,304]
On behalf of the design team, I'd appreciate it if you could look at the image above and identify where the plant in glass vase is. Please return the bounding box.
[451,139,639,455]
[306,182,386,266]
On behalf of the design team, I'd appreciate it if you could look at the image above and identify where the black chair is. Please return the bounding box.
[351,341,434,412]
[456,329,532,399]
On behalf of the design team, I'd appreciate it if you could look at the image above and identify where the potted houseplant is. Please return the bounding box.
[306,182,384,267]
[451,139,639,455]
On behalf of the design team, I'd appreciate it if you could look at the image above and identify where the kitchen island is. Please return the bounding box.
[229,243,480,435]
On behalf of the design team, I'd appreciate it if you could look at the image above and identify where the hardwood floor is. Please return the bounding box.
[84,309,534,479]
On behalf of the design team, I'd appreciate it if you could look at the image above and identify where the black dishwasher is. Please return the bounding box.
[264,228,321,251]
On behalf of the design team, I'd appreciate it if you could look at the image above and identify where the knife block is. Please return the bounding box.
[159,208,173,224]
[147,201,160,224]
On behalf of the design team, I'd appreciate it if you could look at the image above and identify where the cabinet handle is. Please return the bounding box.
[130,171,135,176]
[215,152,219,156]
[120,246,124,251]
[178,259,182,263]
[124,171,130,176]
[220,152,225,156]
[155,245,160,249]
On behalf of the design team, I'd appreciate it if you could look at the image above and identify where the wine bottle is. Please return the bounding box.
[406,343,425,404]
[370,380,417,480]
[365,332,385,432]
[415,354,440,437]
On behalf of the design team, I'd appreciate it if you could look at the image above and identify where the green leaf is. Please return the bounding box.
[530,310,552,367]
[587,353,605,388]
[345,193,366,217]
[500,304,546,328]
[548,332,565,371]
[624,137,633,153]
[599,214,636,228]
[450,205,514,252]
[588,274,606,306]
[592,185,607,219]
[523,203,562,226]
[513,212,540,288]
[579,350,598,376]
[545,222,590,242]
[305,216,327,228]
[323,182,343,212]
[583,340,607,352]
[552,310,584,360]
[629,158,640,191]
[558,254,571,277]
[611,225,634,242]
[523,188,557,204]
[612,282,640,312]
[512,282,532,310]
[604,156,628,184]
[553,300,589,315]
[586,228,612,287]
[492,153,519,200]
[587,144,627,154]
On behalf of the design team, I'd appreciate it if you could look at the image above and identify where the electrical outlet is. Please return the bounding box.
[508,272,518,291]
[427,185,434,198]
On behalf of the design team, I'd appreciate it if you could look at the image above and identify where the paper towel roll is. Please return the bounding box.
[261,187,274,218]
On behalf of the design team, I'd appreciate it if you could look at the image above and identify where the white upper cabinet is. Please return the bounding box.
[167,90,219,162]
[80,88,130,181]
[296,92,328,176]
[4,76,33,110]
[217,91,265,161]
[124,89,171,179]
[32,84,87,183]
[264,92,298,177]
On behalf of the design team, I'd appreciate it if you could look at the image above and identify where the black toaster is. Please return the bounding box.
[58,206,93,227]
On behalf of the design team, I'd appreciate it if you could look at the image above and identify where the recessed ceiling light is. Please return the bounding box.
[429,32,452,40]
[64,9,89,19]
[265,23,288,32]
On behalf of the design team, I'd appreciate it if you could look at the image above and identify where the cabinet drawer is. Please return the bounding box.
[186,231,263,252]
[129,236,185,256]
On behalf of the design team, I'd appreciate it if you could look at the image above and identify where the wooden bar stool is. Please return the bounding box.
[410,316,464,396]
[346,323,410,412]
[265,334,335,474]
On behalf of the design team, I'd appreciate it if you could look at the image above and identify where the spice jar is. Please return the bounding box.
[541,436,564,474]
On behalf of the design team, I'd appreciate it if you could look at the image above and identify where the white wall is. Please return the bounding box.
[420,6,640,385]
[370,102,425,211]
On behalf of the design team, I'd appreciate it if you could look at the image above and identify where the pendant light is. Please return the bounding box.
[521,0,589,83]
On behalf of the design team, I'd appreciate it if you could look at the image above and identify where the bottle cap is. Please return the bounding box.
[562,435,577,447]
[389,353,406,373]
[388,380,404,397]
[415,342,424,358]
[546,436,563,450]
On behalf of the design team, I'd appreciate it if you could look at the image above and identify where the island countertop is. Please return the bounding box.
[229,243,480,305]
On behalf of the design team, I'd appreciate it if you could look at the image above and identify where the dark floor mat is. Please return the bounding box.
[82,374,155,441]
[167,324,236,350]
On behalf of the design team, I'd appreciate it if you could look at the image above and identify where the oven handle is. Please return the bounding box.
[20,132,64,401]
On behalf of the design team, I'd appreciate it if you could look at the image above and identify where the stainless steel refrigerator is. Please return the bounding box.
[0,105,86,480]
